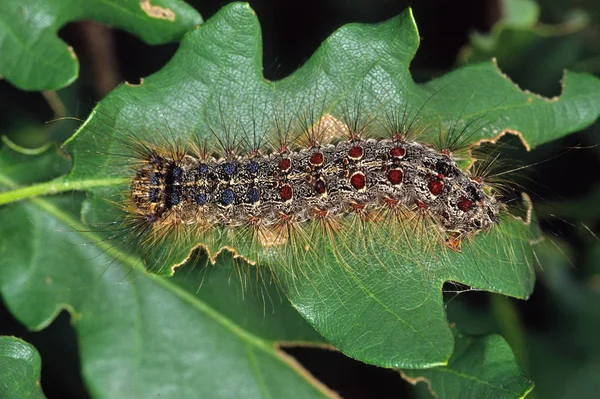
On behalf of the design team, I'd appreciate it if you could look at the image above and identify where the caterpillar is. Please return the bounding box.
[128,109,501,257]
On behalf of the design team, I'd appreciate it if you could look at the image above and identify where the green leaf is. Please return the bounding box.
[0,0,202,91]
[402,328,534,399]
[0,336,46,399]
[0,149,332,398]
[2,3,600,370]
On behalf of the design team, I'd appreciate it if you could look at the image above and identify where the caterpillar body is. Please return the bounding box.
[130,128,501,254]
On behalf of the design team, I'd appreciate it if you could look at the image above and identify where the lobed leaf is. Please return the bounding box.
[64,3,600,368]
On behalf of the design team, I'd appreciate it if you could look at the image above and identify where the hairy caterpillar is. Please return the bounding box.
[127,106,501,258]
[61,4,543,298]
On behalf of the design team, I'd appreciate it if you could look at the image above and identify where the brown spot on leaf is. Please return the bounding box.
[140,0,176,21]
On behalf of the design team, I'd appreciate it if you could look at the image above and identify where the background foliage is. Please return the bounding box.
[0,0,599,398]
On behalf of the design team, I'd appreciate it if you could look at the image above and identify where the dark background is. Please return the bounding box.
[1,0,599,398]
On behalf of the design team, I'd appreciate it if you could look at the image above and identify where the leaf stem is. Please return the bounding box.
[0,176,128,206]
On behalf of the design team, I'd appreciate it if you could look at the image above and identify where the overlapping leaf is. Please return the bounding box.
[0,336,46,399]
[0,0,202,90]
[402,329,534,399]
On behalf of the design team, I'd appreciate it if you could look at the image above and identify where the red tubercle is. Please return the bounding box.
[390,146,406,159]
[348,146,364,160]
[310,151,324,166]
[315,178,327,195]
[280,184,293,201]
[247,215,261,226]
[457,196,473,212]
[445,233,462,253]
[312,207,329,218]
[383,197,399,207]
[277,145,290,154]
[278,212,293,223]
[415,200,428,210]
[350,172,366,191]
[350,201,372,220]
[387,168,403,185]
[428,179,443,196]
[441,149,452,157]
[278,158,291,172]
[350,201,366,211]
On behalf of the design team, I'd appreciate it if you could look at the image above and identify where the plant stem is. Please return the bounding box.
[0,176,127,206]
